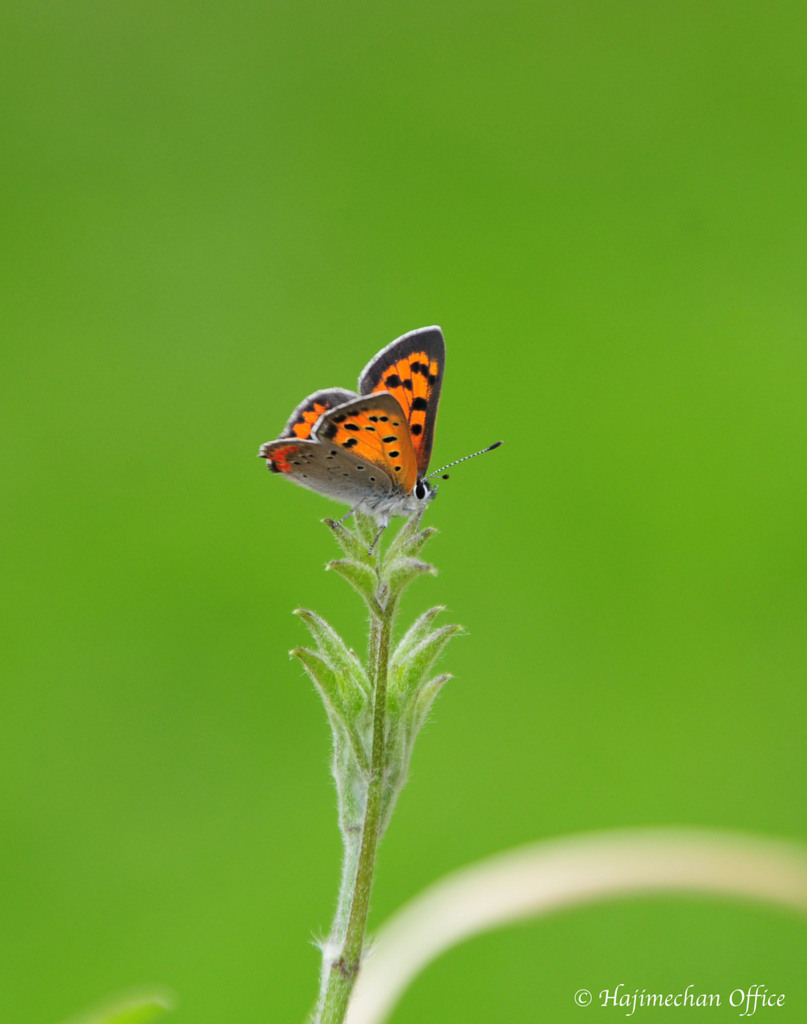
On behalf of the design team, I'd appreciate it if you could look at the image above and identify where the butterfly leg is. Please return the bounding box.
[334,508,356,525]
[366,512,392,554]
[368,524,386,554]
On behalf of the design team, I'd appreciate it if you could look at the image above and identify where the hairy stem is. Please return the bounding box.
[314,593,396,1024]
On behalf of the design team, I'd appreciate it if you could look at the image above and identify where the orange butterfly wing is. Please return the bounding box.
[313,393,418,493]
[279,387,359,440]
[358,327,445,476]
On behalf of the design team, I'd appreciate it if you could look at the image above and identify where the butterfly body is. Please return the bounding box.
[260,327,445,525]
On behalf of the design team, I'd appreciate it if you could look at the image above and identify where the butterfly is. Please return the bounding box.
[259,326,447,526]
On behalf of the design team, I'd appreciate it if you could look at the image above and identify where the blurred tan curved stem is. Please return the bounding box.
[347,828,807,1024]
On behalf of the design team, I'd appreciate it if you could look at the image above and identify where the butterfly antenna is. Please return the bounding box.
[425,441,502,481]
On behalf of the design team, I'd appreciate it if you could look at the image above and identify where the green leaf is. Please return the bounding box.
[390,625,462,697]
[353,510,380,549]
[294,609,370,699]
[391,606,446,667]
[292,648,370,772]
[384,556,436,599]
[292,646,347,709]
[324,517,373,564]
[326,558,380,609]
[396,525,438,561]
[332,715,370,825]
[382,512,436,563]
[412,673,452,731]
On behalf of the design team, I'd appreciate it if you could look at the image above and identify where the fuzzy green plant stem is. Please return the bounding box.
[315,597,395,1024]
[299,511,453,1023]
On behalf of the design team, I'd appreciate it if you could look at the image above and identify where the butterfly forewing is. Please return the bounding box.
[313,393,418,493]
[358,326,445,475]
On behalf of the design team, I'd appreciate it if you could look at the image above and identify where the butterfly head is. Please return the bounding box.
[414,477,434,502]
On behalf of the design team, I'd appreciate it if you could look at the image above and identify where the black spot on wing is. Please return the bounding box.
[411,397,428,411]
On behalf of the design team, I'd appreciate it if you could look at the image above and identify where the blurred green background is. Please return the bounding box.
[3,1,806,1021]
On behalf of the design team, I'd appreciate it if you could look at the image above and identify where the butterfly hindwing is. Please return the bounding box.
[313,393,419,494]
[279,387,358,440]
[358,326,445,476]
[259,433,395,507]
[259,392,418,506]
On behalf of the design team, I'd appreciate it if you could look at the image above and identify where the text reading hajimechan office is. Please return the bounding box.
[599,984,785,1016]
